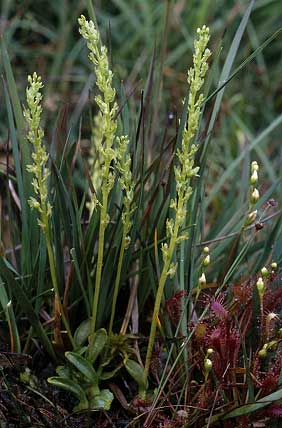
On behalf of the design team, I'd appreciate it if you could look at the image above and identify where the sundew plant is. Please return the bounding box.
[1,2,282,427]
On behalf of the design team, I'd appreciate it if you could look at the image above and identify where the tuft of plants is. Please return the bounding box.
[1,1,282,427]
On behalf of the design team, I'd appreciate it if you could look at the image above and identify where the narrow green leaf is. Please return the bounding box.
[0,280,20,353]
[201,0,255,164]
[2,78,29,271]
[0,257,56,360]
[1,36,31,172]
[222,388,282,420]
[70,248,90,317]
[2,38,39,272]
[207,113,282,205]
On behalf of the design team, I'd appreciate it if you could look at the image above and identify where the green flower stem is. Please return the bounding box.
[109,230,127,335]
[44,218,75,348]
[24,72,75,350]
[144,25,211,383]
[109,135,135,335]
[145,205,181,379]
[78,16,118,354]
[90,185,109,340]
[79,17,134,347]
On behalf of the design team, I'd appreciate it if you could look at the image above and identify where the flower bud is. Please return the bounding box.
[204,358,213,374]
[203,254,210,266]
[198,273,206,288]
[256,277,265,298]
[206,348,214,356]
[258,348,267,359]
[261,266,268,279]
[271,262,277,270]
[203,246,209,255]
[125,235,131,250]
[251,188,260,204]
[250,170,258,185]
[251,161,259,172]
[246,210,257,225]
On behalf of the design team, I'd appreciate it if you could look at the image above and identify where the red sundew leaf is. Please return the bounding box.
[259,373,278,395]
[211,300,229,319]
[266,404,282,417]
[165,290,187,324]
[209,327,223,354]
[263,287,282,313]
[232,281,253,305]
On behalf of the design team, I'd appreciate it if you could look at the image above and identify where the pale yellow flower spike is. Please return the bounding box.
[145,26,211,383]
[78,15,135,345]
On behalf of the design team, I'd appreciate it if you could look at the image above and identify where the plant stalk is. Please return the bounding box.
[109,231,126,334]
[89,177,110,356]
[44,216,75,348]
[144,220,181,380]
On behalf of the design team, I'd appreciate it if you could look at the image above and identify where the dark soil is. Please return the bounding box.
[0,353,130,428]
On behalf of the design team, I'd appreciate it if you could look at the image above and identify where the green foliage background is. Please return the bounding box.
[0,0,282,424]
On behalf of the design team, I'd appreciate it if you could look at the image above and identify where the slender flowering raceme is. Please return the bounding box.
[78,14,117,211]
[24,73,51,225]
[109,136,135,334]
[24,73,74,347]
[116,136,135,238]
[88,114,104,200]
[79,15,117,349]
[78,16,134,351]
[246,160,260,226]
[144,25,211,380]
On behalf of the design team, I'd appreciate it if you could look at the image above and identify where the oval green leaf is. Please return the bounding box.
[124,359,148,396]
[65,351,97,383]
[48,376,88,405]
[89,328,108,363]
[74,318,91,347]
